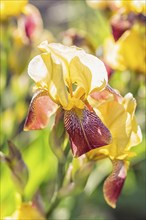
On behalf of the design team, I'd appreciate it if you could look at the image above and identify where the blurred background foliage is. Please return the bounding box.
[0,0,146,219]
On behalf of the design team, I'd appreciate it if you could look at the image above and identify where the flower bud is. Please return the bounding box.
[0,141,29,194]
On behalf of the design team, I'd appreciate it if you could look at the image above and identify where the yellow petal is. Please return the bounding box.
[73,52,108,92]
[118,28,145,73]
[89,93,142,159]
[119,0,146,14]
[28,53,51,86]
[11,202,45,220]
[69,56,92,95]
[39,41,108,93]
[51,56,68,107]
[0,0,28,20]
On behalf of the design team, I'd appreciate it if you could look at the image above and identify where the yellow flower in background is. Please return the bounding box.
[4,202,45,220]
[118,0,146,15]
[86,0,146,15]
[104,27,145,74]
[87,90,142,208]
[0,0,28,20]
[86,0,109,9]
[86,0,119,11]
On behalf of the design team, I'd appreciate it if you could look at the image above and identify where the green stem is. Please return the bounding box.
[46,161,65,219]
[46,141,70,219]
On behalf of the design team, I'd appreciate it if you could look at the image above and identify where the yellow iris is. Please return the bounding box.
[87,89,142,208]
[28,41,108,110]
[4,202,45,220]
[119,0,146,15]
[104,26,145,74]
[87,92,142,161]
[24,42,142,207]
[0,0,28,20]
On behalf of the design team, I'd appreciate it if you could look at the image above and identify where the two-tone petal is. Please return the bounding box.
[28,51,68,107]
[64,106,112,157]
[38,41,108,95]
[24,90,58,130]
[88,92,142,160]
[103,160,127,208]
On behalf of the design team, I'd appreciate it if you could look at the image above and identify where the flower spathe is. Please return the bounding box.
[87,89,142,207]
[24,41,112,157]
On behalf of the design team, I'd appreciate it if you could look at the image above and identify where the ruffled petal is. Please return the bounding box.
[24,90,58,130]
[39,41,108,93]
[28,53,52,85]
[76,52,108,92]
[103,160,127,208]
[64,107,112,157]
[90,93,142,159]
[90,84,122,103]
[51,57,68,107]
[69,56,92,95]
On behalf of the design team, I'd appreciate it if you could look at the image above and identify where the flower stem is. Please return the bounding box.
[46,161,65,219]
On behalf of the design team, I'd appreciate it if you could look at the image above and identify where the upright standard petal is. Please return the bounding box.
[28,53,52,86]
[39,41,108,93]
[51,56,68,108]
[64,107,112,157]
[24,90,58,130]
[69,56,92,95]
[103,160,127,208]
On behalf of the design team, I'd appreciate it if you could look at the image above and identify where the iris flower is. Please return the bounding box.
[87,89,142,208]
[0,0,28,20]
[24,41,141,208]
[4,202,45,220]
[24,41,112,157]
[104,27,145,74]
[118,0,146,15]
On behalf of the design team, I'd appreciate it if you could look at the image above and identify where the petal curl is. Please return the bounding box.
[64,107,112,157]
[69,56,92,95]
[103,160,127,208]
[28,53,51,85]
[24,90,57,130]
[39,41,108,92]
[90,93,142,160]
[90,84,122,102]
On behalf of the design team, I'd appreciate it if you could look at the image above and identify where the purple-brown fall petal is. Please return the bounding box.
[103,160,127,208]
[64,107,112,157]
[24,90,57,130]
